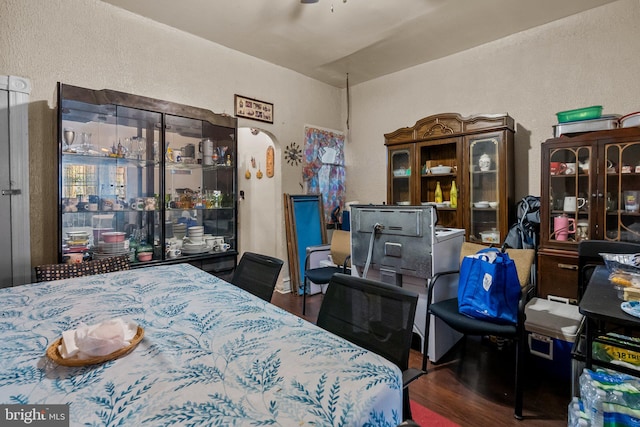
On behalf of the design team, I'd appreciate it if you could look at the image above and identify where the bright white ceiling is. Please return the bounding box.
[101,0,617,88]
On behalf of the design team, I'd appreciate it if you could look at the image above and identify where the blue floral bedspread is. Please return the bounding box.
[0,263,402,426]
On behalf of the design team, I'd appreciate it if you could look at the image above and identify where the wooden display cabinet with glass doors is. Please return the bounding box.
[385,113,515,243]
[539,127,640,300]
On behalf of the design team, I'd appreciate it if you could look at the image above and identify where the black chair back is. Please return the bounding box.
[34,255,131,282]
[231,252,284,302]
[578,240,640,300]
[317,273,418,372]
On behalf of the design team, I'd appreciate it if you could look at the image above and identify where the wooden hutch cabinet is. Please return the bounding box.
[539,127,640,300]
[384,113,515,244]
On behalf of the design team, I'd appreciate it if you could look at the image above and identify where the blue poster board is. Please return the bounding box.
[284,194,326,294]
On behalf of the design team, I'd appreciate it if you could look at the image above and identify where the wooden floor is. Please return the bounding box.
[271,290,570,427]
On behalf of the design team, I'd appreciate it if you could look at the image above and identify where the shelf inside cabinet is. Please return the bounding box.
[62,152,158,167]
[422,173,456,178]
[471,169,497,174]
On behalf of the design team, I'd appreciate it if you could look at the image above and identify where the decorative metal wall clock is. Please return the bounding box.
[285,142,302,166]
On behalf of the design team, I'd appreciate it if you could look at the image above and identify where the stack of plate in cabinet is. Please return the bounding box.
[173,223,187,240]
[93,240,131,259]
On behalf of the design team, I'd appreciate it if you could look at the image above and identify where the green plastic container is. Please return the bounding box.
[556,106,603,123]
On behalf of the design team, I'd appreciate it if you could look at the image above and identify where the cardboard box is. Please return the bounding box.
[525,297,584,378]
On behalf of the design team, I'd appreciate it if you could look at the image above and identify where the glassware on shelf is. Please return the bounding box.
[123,138,133,158]
[212,190,222,208]
[63,128,76,151]
[80,132,92,154]
[218,146,228,165]
[135,136,146,160]
[450,180,458,208]
[435,181,443,203]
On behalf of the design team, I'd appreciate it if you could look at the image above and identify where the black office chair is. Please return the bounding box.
[230,252,284,302]
[577,240,640,301]
[317,273,425,421]
[303,229,351,315]
[423,242,535,420]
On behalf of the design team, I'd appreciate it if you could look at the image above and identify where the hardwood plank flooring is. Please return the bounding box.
[271,290,570,427]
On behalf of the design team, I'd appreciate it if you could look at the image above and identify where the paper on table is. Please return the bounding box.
[59,318,138,359]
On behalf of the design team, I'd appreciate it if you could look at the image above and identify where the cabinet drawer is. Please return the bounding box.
[201,255,236,273]
[538,250,579,301]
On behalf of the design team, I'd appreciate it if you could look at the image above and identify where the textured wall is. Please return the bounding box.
[0,0,342,269]
[2,0,639,273]
[346,0,640,205]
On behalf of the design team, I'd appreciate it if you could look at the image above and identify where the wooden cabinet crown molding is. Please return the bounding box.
[384,113,514,146]
[60,84,237,128]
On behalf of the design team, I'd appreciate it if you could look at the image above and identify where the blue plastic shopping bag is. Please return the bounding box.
[457,247,521,324]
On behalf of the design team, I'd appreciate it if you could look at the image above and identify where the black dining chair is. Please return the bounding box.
[34,254,131,282]
[422,242,535,420]
[577,240,640,301]
[317,273,425,421]
[230,252,284,302]
[303,229,351,314]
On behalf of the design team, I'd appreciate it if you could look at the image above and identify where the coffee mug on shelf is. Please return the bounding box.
[550,162,567,176]
[624,191,640,213]
[167,248,182,258]
[576,221,589,242]
[563,196,586,212]
[65,253,84,264]
[215,243,231,252]
[211,236,225,247]
[552,215,575,241]
[169,149,182,163]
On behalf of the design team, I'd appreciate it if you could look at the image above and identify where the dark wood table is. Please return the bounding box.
[579,265,640,375]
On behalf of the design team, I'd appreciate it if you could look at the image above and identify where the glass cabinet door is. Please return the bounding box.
[603,141,640,242]
[547,146,591,245]
[60,100,162,263]
[388,145,413,205]
[164,115,237,255]
[469,137,500,244]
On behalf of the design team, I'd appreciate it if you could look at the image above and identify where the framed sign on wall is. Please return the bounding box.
[235,94,273,124]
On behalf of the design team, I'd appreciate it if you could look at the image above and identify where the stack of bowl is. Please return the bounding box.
[183,226,207,254]
[65,231,90,251]
[187,226,204,243]
[93,228,114,244]
[64,231,90,257]
[93,232,130,260]
[173,223,187,240]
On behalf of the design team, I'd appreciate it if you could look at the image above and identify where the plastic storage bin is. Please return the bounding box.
[525,297,584,378]
[556,106,603,123]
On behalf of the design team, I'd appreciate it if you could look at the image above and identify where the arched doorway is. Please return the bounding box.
[237,128,280,263]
